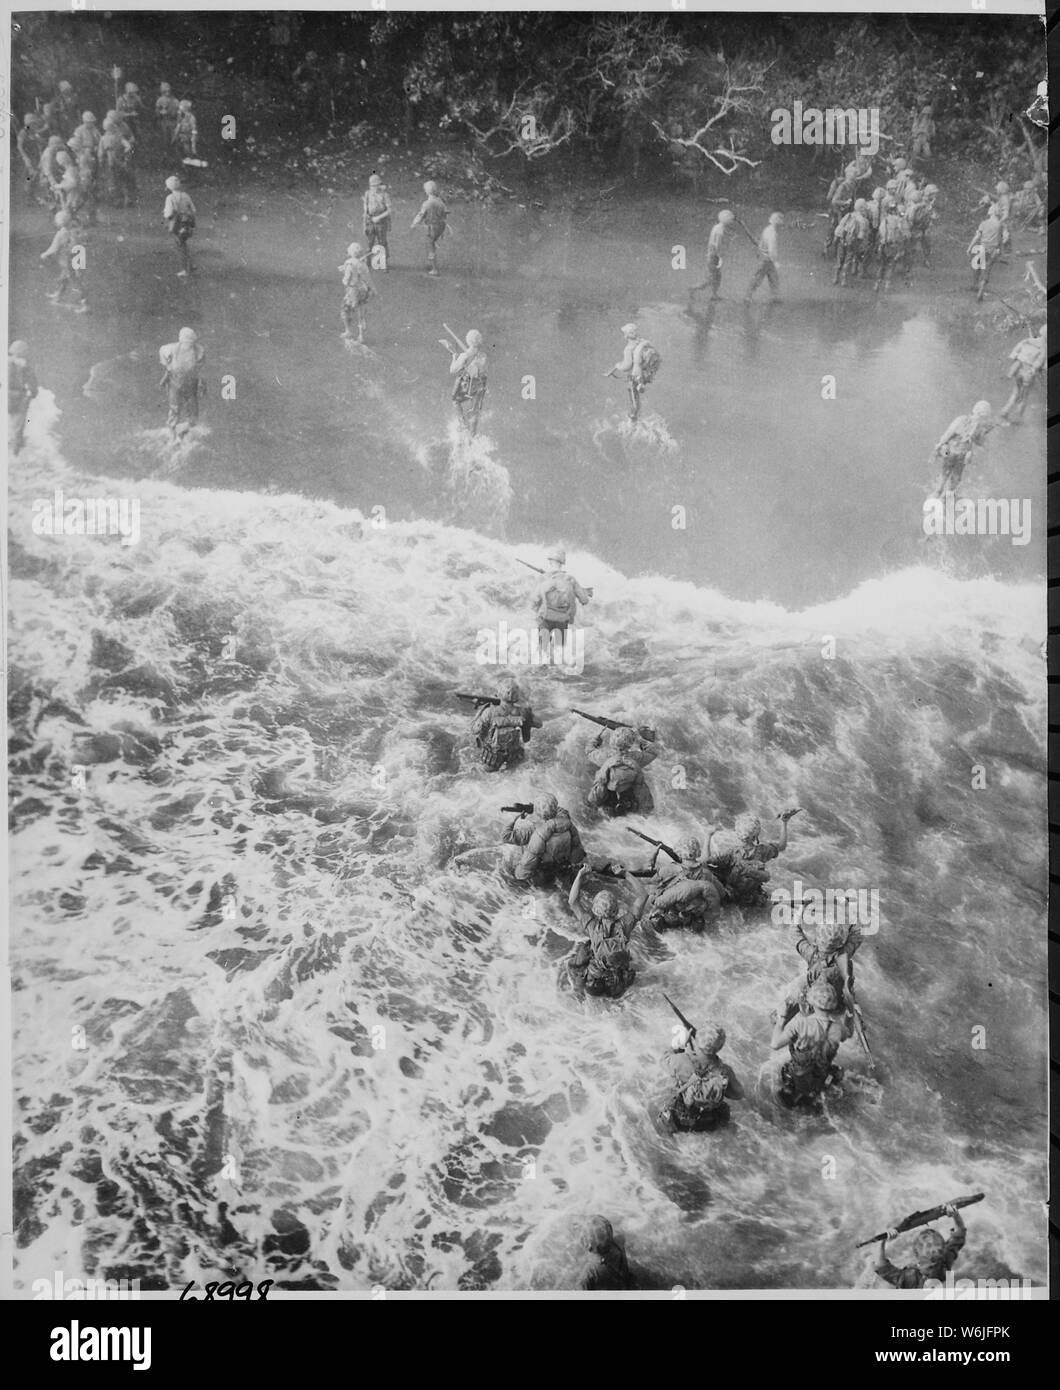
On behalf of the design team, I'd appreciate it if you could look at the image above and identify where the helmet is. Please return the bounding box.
[995,181,1009,194]
[178,327,198,345]
[533,793,559,820]
[854,198,867,212]
[620,322,638,336]
[817,923,848,953]
[676,835,701,862]
[1023,179,1036,190]
[581,1216,613,1254]
[892,157,907,171]
[160,83,172,93]
[165,175,182,191]
[546,547,566,564]
[465,329,483,347]
[610,727,637,752]
[500,681,522,704]
[872,187,886,200]
[179,100,193,111]
[368,174,382,186]
[125,83,139,94]
[718,209,735,224]
[423,180,438,195]
[885,179,898,192]
[808,981,838,1012]
[921,105,933,114]
[913,1229,945,1263]
[972,400,992,417]
[58,80,73,93]
[305,50,317,61]
[54,211,72,227]
[24,113,42,128]
[904,188,920,202]
[591,890,617,919]
[696,1023,726,1054]
[734,813,760,842]
[82,111,96,123]
[923,184,938,196]
[9,341,30,357]
[46,135,64,149]
[769,211,785,225]
[347,242,363,257]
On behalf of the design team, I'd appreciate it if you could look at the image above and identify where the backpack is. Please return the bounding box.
[635,343,661,386]
[543,576,576,622]
[489,708,524,755]
[680,1063,728,1111]
[605,757,639,797]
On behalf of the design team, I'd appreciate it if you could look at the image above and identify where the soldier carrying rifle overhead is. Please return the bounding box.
[440,323,488,436]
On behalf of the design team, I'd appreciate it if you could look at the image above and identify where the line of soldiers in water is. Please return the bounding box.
[457,545,871,1132]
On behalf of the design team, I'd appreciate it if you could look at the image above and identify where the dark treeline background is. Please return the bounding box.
[10,10,1045,191]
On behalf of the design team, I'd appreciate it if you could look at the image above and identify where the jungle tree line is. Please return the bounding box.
[11,10,1046,182]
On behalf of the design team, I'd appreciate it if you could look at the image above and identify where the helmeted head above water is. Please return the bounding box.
[105,109,119,123]
[368,173,382,188]
[610,727,638,753]
[912,1229,946,1267]
[500,680,522,704]
[591,890,618,920]
[159,82,172,94]
[24,113,43,129]
[735,813,760,843]
[534,793,559,820]
[1022,179,1036,191]
[697,1023,726,1055]
[923,184,938,197]
[465,329,483,348]
[717,209,734,225]
[995,180,1009,194]
[891,157,907,171]
[347,241,363,258]
[904,188,920,204]
[620,322,638,338]
[769,211,785,226]
[423,180,438,195]
[972,400,992,418]
[817,922,848,954]
[921,105,933,115]
[854,198,868,212]
[9,341,30,358]
[54,210,72,227]
[165,174,182,191]
[178,327,198,345]
[676,835,701,863]
[81,111,96,124]
[547,546,566,565]
[179,99,193,112]
[872,186,886,201]
[58,80,73,94]
[125,82,139,95]
[581,1216,613,1254]
[885,179,898,193]
[808,980,838,1012]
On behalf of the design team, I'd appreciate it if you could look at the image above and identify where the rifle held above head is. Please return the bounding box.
[442,321,468,353]
[591,861,656,879]
[572,709,656,742]
[663,993,697,1040]
[501,803,535,815]
[855,1193,984,1248]
[456,691,499,708]
[517,558,545,575]
[627,827,680,864]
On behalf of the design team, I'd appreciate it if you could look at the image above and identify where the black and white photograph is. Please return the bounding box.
[3,1,1050,1318]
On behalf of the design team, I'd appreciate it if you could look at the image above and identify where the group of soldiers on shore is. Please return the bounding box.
[16,72,202,314]
[457,546,872,1137]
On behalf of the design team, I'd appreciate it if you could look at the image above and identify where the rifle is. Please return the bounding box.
[856,1194,984,1249]
[501,803,534,815]
[731,214,761,252]
[517,559,545,574]
[663,993,697,1040]
[594,864,656,879]
[456,692,499,708]
[572,709,656,742]
[441,321,467,353]
[627,827,680,864]
[850,994,873,1064]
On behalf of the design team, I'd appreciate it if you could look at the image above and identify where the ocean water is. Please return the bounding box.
[9,395,1046,1292]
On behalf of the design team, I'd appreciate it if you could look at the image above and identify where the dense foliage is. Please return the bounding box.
[10,10,1045,183]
